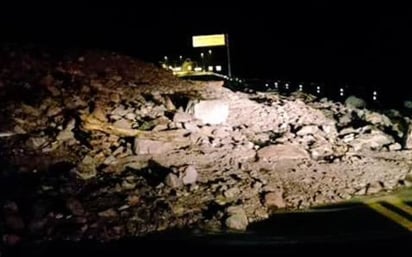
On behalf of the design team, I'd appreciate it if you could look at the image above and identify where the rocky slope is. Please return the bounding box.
[1,46,412,245]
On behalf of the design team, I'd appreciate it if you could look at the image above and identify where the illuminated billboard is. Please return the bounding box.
[192,34,226,48]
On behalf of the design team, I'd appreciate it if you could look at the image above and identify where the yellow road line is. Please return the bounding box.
[384,196,412,217]
[368,202,412,231]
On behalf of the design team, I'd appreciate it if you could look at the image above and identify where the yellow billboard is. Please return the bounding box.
[192,34,226,48]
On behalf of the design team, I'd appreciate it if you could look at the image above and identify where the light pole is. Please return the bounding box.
[225,34,232,77]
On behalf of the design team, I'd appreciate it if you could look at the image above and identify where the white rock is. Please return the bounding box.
[193,100,229,125]
[296,125,319,136]
[182,165,198,185]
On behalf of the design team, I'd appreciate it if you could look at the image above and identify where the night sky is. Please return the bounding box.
[1,5,412,97]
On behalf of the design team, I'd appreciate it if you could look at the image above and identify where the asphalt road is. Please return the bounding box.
[5,189,412,256]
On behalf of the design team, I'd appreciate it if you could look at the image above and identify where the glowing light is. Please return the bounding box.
[200,52,204,58]
[274,82,278,88]
[299,84,303,91]
[187,65,192,71]
[373,91,377,96]
[216,65,222,71]
[208,49,212,55]
[194,67,202,72]
[316,86,320,94]
[208,66,213,71]
[285,83,289,90]
[265,83,269,87]
[373,96,377,101]
[179,55,183,60]
[164,56,168,60]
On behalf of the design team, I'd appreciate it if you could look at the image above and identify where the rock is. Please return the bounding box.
[192,100,229,125]
[56,119,75,141]
[46,106,61,117]
[182,165,198,185]
[165,173,182,188]
[363,111,392,127]
[345,95,366,109]
[13,125,26,134]
[127,195,140,206]
[125,113,136,120]
[212,127,232,138]
[389,143,402,151]
[112,106,128,117]
[110,93,121,103]
[133,139,174,155]
[225,206,248,230]
[98,208,118,218]
[404,123,412,149]
[349,130,394,151]
[310,144,334,160]
[224,187,240,199]
[164,96,176,111]
[173,112,193,123]
[5,215,25,231]
[121,180,136,190]
[264,192,286,209]
[75,155,97,179]
[66,198,84,216]
[183,122,199,132]
[26,137,47,149]
[296,125,319,136]
[257,144,309,162]
[103,155,118,165]
[113,119,132,129]
[152,124,168,132]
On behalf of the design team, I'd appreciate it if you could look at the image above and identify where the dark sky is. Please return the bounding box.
[1,5,412,89]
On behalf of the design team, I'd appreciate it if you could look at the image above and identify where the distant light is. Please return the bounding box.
[208,66,213,71]
[340,88,344,92]
[285,83,289,90]
[299,84,303,91]
[164,56,168,61]
[208,49,212,55]
[239,79,242,83]
[316,86,320,94]
[340,92,344,96]
[187,65,192,71]
[194,67,202,72]
[179,55,183,60]
[274,82,278,88]
[168,65,173,69]
[340,88,344,96]
[373,96,377,101]
[216,65,222,72]
[173,67,182,72]
[373,91,377,96]
[200,52,204,58]
[265,83,269,87]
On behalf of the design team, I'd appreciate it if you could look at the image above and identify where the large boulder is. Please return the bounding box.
[191,100,229,125]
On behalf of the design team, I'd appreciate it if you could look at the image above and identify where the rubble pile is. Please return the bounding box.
[1,47,412,244]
